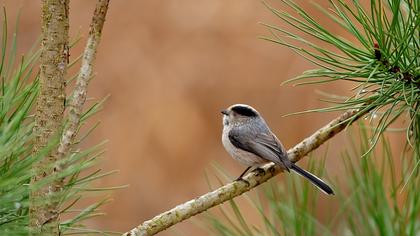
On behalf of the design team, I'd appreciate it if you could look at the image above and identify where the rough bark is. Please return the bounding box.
[123,109,368,236]
[57,0,110,164]
[29,0,69,234]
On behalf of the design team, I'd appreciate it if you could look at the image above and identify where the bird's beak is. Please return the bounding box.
[221,109,229,115]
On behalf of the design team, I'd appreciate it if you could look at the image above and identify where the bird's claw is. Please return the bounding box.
[254,167,265,176]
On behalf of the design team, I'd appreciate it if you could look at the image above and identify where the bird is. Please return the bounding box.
[221,104,334,195]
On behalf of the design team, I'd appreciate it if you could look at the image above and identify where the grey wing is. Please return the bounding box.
[228,128,291,170]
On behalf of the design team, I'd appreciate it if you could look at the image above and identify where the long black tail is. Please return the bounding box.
[290,163,334,195]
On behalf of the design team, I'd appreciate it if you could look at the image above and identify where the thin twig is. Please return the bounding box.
[57,0,110,160]
[122,108,369,236]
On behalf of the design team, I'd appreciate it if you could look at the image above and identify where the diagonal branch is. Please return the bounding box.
[122,108,370,236]
[57,0,110,161]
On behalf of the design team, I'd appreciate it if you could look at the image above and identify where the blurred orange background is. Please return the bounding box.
[3,0,405,235]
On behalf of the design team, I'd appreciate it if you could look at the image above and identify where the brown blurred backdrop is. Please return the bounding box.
[3,0,405,235]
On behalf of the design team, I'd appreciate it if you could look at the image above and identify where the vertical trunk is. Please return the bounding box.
[29,0,69,234]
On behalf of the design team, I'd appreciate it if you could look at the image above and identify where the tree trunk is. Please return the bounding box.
[29,0,69,235]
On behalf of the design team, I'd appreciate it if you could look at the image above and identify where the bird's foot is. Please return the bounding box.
[253,167,266,176]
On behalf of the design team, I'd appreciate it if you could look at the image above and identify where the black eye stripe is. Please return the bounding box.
[231,106,257,117]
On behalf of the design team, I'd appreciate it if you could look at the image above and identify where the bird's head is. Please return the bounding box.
[221,104,260,126]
